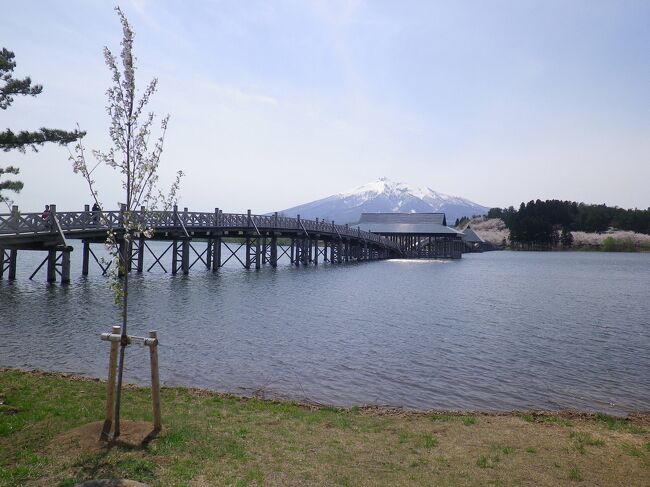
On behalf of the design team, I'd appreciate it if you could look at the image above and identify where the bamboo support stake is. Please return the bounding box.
[101,325,121,441]
[149,330,162,432]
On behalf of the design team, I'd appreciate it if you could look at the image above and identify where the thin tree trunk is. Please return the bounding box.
[113,233,130,439]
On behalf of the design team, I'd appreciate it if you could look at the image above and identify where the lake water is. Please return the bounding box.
[1,246,649,415]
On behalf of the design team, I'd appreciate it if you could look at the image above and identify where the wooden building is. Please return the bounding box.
[461,225,486,253]
[357,213,464,259]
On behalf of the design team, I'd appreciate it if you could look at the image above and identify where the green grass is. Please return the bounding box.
[476,454,500,469]
[421,433,439,448]
[1,369,649,487]
[568,466,582,481]
[430,414,453,422]
[570,431,605,453]
[519,414,573,427]
[620,443,643,457]
[500,445,515,455]
[595,413,647,434]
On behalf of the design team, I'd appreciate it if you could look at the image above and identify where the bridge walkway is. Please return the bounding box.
[0,204,401,283]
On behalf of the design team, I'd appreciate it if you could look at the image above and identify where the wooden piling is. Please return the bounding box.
[117,239,126,277]
[8,249,17,280]
[245,235,251,269]
[172,240,179,275]
[206,238,212,269]
[82,241,90,276]
[212,236,221,271]
[137,236,145,273]
[270,235,277,267]
[46,249,56,282]
[148,330,162,432]
[255,237,261,270]
[261,237,267,265]
[100,325,121,441]
[61,249,70,283]
[181,239,189,275]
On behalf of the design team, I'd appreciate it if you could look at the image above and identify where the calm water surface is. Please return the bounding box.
[1,247,649,415]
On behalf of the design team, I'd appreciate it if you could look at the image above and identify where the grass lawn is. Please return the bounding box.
[1,369,649,486]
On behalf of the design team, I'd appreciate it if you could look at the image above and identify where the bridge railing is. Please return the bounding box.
[0,211,51,234]
[0,208,398,249]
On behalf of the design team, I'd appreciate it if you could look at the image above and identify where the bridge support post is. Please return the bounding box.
[46,249,56,282]
[0,247,5,279]
[137,236,145,273]
[290,239,295,265]
[206,238,212,269]
[261,237,267,265]
[314,239,319,265]
[82,241,90,276]
[117,240,126,277]
[172,240,179,275]
[337,241,343,264]
[61,249,71,283]
[8,249,17,280]
[126,240,134,272]
[211,237,221,271]
[302,239,309,265]
[255,237,261,270]
[270,236,278,267]
[182,239,189,275]
[245,235,251,269]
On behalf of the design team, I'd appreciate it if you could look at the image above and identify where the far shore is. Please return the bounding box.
[464,217,650,252]
[1,367,649,486]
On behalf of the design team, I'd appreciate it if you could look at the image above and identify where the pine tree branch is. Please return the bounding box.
[0,48,43,109]
[0,128,86,152]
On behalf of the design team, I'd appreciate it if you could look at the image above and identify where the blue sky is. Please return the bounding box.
[3,0,649,212]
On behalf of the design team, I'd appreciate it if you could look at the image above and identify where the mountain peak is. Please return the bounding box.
[338,178,437,201]
[279,178,488,224]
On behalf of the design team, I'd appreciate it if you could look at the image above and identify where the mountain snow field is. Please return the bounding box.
[278,177,489,224]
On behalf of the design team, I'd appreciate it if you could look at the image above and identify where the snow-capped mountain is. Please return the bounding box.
[277,178,489,224]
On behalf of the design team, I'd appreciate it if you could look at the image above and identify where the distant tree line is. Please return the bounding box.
[488,200,650,249]
[453,215,483,228]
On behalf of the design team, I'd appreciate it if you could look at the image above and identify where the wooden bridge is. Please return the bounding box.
[0,204,403,283]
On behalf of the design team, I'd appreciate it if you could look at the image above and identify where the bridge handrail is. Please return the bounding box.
[0,209,399,250]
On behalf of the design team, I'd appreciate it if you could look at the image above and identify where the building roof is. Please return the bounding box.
[359,212,447,225]
[462,225,484,243]
[357,212,461,235]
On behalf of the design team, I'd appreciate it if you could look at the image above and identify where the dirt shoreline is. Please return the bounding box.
[4,366,648,424]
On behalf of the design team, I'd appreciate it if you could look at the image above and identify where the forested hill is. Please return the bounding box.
[488,200,650,247]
